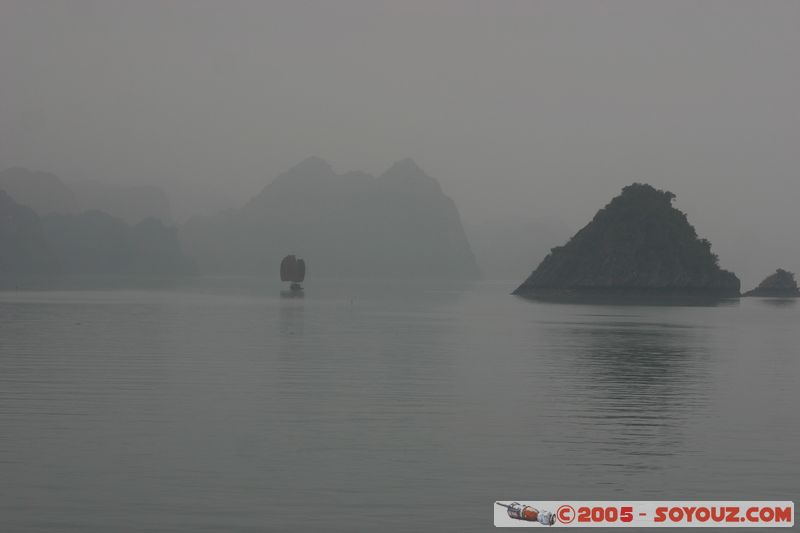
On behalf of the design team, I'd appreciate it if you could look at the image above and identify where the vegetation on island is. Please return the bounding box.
[743,269,799,297]
[514,183,740,296]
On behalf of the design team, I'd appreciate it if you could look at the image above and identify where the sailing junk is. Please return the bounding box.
[280,254,306,291]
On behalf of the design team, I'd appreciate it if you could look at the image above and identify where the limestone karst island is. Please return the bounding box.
[743,269,800,297]
[513,183,741,299]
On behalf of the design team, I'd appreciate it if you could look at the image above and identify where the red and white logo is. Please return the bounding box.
[494,501,794,527]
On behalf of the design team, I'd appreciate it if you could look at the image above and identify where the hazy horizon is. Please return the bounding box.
[1,1,799,286]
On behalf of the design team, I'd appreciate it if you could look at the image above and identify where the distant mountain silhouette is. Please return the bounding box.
[0,166,173,224]
[514,183,740,297]
[70,180,173,224]
[42,212,192,275]
[0,186,190,279]
[743,269,799,297]
[0,167,77,215]
[181,157,479,279]
[0,191,57,276]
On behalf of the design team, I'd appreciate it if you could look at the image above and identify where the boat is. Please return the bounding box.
[280,254,306,292]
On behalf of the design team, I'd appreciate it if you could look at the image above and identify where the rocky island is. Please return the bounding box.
[513,183,741,299]
[743,269,800,297]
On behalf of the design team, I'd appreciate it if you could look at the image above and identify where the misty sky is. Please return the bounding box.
[1,1,798,285]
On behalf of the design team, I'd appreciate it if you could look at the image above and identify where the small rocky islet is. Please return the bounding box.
[743,269,800,297]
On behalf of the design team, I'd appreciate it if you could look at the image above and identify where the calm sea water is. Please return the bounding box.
[0,280,797,532]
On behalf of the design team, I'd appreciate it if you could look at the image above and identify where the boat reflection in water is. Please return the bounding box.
[280,254,306,297]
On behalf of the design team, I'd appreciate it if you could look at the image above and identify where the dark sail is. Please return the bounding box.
[280,254,296,282]
[280,254,306,283]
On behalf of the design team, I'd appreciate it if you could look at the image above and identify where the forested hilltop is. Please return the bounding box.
[514,183,740,297]
[743,269,799,297]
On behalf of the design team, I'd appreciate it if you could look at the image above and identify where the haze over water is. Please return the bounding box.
[3,1,800,285]
[1,281,797,532]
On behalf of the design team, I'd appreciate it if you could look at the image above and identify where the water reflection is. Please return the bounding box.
[515,291,740,307]
[278,297,305,337]
[751,297,797,308]
[0,274,186,291]
[2,285,797,531]
[544,317,710,470]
